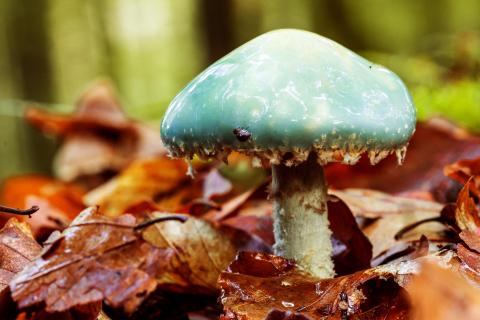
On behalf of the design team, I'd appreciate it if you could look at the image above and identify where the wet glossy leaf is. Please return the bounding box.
[10,207,174,314]
[219,252,414,320]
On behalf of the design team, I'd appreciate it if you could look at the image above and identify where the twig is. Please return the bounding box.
[0,204,39,217]
[134,214,188,231]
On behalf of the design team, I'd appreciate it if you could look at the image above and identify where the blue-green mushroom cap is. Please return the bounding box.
[161,29,416,166]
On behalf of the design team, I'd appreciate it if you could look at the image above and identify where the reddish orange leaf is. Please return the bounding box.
[444,157,480,198]
[455,180,480,232]
[84,157,206,216]
[0,175,85,237]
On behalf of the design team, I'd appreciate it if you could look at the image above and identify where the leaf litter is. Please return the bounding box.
[3,83,480,319]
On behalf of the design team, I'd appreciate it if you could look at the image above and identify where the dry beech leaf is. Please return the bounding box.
[444,157,480,198]
[0,175,85,237]
[84,157,206,216]
[26,81,165,187]
[331,188,446,260]
[139,211,271,291]
[0,219,41,316]
[408,262,480,320]
[455,180,480,232]
[325,120,480,200]
[331,188,444,220]
[363,210,446,260]
[10,207,175,314]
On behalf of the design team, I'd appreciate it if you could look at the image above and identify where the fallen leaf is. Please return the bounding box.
[325,119,480,200]
[444,157,480,198]
[327,196,372,275]
[408,262,480,320]
[363,209,446,260]
[219,251,414,320]
[203,186,260,222]
[10,207,175,314]
[84,157,205,216]
[207,191,372,275]
[203,169,233,200]
[455,180,480,232]
[16,302,102,320]
[0,219,41,317]
[140,211,271,291]
[331,188,447,261]
[0,175,85,238]
[219,246,477,320]
[331,188,444,220]
[26,81,165,187]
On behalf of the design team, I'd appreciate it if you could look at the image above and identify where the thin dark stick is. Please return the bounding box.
[394,217,442,240]
[0,204,39,217]
[134,214,188,231]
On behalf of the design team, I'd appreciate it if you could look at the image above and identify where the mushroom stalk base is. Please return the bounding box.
[272,156,334,278]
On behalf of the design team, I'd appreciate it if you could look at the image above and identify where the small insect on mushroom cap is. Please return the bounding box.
[160,29,416,166]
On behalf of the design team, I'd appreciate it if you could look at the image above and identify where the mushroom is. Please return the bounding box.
[160,29,416,278]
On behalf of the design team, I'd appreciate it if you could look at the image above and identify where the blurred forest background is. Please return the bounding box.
[1,0,480,178]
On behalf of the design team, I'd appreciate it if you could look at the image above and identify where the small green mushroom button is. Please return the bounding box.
[161,29,416,278]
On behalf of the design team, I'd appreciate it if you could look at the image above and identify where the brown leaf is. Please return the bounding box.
[219,252,413,320]
[444,157,480,198]
[364,209,447,261]
[327,196,372,275]
[210,191,372,274]
[26,81,165,187]
[10,207,174,314]
[457,243,480,274]
[331,188,444,220]
[16,302,102,320]
[140,211,270,291]
[459,230,480,253]
[0,219,41,316]
[408,262,480,320]
[203,187,259,222]
[222,214,274,246]
[455,180,480,232]
[325,120,480,200]
[84,157,205,216]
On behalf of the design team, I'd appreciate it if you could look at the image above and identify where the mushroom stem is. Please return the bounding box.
[272,155,334,278]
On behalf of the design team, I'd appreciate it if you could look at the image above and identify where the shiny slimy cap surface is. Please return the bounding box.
[161,29,416,166]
